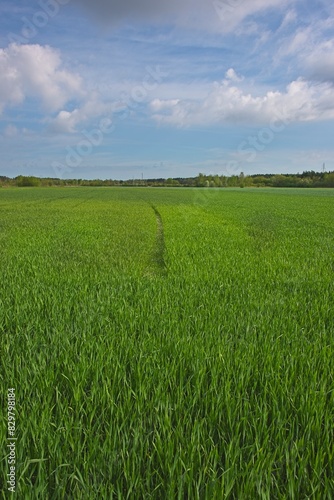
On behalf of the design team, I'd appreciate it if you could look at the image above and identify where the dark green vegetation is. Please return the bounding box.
[1,169,334,188]
[1,187,334,498]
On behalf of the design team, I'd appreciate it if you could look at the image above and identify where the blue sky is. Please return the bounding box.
[0,0,334,179]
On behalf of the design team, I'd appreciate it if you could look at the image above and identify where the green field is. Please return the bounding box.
[1,187,334,498]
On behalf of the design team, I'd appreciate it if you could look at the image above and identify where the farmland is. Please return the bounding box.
[1,187,334,498]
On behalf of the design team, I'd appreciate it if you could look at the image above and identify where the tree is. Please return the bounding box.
[16,176,41,187]
[324,173,334,187]
[196,173,206,187]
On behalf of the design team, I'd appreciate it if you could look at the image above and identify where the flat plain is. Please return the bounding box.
[1,187,334,498]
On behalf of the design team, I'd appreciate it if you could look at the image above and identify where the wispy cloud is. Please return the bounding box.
[273,10,334,84]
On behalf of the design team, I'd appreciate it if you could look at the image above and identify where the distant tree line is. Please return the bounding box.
[1,170,334,188]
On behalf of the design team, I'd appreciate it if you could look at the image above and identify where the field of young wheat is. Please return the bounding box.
[1,187,333,498]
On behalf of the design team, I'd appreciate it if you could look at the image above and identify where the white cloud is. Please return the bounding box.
[0,44,83,114]
[150,98,180,112]
[150,77,334,127]
[225,68,243,82]
[49,92,112,133]
[0,43,112,134]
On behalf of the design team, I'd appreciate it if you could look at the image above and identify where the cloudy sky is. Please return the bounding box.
[0,0,334,179]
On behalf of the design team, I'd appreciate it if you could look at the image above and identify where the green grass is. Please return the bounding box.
[1,187,334,498]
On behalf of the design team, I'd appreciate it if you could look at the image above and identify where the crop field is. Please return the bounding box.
[1,187,334,498]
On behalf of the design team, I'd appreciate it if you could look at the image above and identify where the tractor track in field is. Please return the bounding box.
[149,203,167,276]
